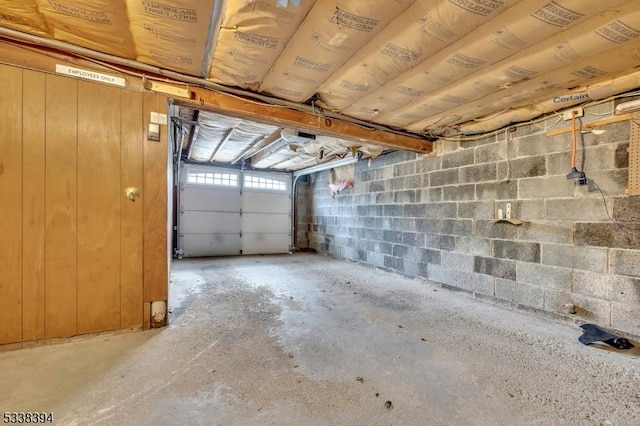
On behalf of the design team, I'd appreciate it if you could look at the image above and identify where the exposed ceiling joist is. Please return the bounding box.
[177,88,433,155]
[250,136,289,167]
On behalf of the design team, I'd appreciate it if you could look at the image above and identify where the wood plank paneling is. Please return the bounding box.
[22,70,46,341]
[0,65,23,344]
[77,82,121,334]
[143,93,169,305]
[120,90,144,328]
[45,74,78,338]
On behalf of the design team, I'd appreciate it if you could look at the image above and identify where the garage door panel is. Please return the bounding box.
[242,233,290,255]
[242,213,290,233]
[181,234,241,257]
[242,192,290,214]
[181,211,240,233]
[182,187,241,212]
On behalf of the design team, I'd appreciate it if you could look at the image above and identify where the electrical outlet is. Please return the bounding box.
[562,107,584,120]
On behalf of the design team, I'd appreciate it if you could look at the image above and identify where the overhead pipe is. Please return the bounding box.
[0,26,424,141]
[290,155,361,252]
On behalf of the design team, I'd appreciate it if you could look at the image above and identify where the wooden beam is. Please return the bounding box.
[545,114,630,137]
[177,88,432,154]
[251,137,288,166]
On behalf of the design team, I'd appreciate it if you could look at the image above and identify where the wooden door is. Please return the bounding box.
[0,63,164,344]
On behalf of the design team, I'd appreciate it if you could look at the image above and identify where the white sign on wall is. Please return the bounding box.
[55,64,126,87]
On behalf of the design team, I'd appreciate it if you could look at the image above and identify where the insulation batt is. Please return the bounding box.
[126,0,217,76]
[339,0,628,126]
[259,0,418,102]
[407,39,640,135]
[318,0,522,111]
[376,0,639,128]
[0,0,49,36]
[35,0,135,58]
[208,0,316,89]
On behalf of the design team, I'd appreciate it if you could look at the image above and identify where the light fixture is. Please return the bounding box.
[615,99,640,114]
[292,155,360,178]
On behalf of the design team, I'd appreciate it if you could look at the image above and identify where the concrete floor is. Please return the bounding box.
[1,253,640,425]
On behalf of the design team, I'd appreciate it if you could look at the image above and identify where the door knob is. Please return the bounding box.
[125,187,141,202]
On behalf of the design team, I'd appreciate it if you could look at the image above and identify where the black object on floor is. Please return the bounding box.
[578,324,634,350]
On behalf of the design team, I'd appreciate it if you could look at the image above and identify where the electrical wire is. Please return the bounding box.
[571,110,578,170]
[590,179,640,232]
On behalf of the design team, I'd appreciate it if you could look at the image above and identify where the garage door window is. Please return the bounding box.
[244,175,287,191]
[187,171,238,187]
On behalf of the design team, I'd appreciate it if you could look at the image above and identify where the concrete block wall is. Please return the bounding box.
[297,100,640,337]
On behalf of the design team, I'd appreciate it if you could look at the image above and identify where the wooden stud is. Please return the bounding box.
[177,89,433,154]
[545,114,631,137]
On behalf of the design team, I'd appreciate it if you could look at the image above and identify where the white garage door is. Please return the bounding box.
[179,166,291,257]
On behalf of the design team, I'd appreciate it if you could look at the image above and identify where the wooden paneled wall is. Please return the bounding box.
[0,62,168,345]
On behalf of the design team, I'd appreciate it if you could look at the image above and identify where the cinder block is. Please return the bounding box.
[421,219,442,233]
[442,149,474,169]
[441,251,475,272]
[516,132,571,157]
[404,204,427,218]
[404,175,422,190]
[430,169,459,187]
[517,262,571,291]
[610,302,640,336]
[475,220,518,239]
[584,169,628,196]
[493,240,540,263]
[426,264,457,285]
[442,184,476,201]
[402,232,425,247]
[471,273,495,296]
[416,156,442,173]
[419,248,441,264]
[394,189,417,204]
[546,198,610,221]
[455,236,491,256]
[367,251,385,268]
[516,221,573,244]
[459,163,497,183]
[504,156,547,179]
[613,196,640,222]
[575,222,640,249]
[383,204,403,217]
[546,151,573,176]
[385,177,405,192]
[392,244,409,258]
[615,143,629,169]
[475,141,506,164]
[375,192,394,204]
[570,293,612,326]
[474,256,516,280]
[519,176,574,199]
[394,162,416,177]
[457,270,476,291]
[384,255,403,272]
[425,202,457,219]
[439,235,456,251]
[573,270,614,301]
[514,200,545,220]
[542,244,607,273]
[458,201,494,219]
[374,241,393,255]
[583,144,617,171]
[610,249,640,277]
[476,181,517,201]
[369,180,385,192]
[419,187,443,202]
[382,230,403,243]
[441,219,473,236]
